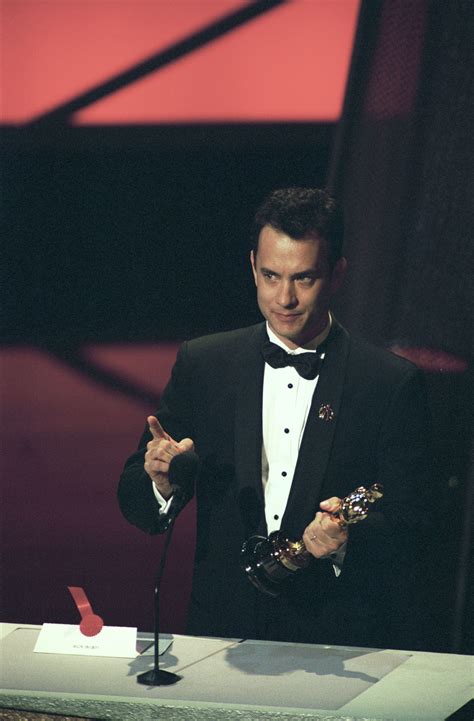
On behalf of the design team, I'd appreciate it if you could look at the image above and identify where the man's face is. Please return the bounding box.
[251,225,346,349]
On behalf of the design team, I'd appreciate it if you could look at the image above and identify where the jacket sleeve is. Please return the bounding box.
[339,367,434,647]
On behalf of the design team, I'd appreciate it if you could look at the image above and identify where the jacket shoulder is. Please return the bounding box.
[185,323,264,357]
[348,332,421,385]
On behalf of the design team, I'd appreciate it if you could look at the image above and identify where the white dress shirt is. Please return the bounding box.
[262,321,330,533]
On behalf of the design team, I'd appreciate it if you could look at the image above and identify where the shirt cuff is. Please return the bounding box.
[151,481,173,514]
[329,541,347,577]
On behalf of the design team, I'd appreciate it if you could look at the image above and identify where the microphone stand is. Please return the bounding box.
[137,512,181,686]
[137,451,199,686]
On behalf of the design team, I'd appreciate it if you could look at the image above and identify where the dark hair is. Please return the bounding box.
[253,188,344,268]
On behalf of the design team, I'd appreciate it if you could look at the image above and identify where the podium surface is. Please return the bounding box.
[0,623,472,720]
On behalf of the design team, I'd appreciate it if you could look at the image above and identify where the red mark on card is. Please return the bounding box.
[68,586,104,637]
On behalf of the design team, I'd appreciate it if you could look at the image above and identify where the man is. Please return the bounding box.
[119,188,431,649]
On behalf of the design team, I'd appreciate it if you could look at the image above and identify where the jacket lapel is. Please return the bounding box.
[281,321,351,538]
[234,323,267,536]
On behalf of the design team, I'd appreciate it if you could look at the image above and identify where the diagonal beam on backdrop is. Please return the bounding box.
[27,0,288,126]
[44,344,163,408]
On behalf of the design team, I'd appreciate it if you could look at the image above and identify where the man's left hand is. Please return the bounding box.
[303,497,348,559]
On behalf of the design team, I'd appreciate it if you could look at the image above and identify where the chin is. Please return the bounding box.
[274,328,304,347]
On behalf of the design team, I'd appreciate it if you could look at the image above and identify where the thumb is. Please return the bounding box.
[320,496,341,513]
[178,437,195,453]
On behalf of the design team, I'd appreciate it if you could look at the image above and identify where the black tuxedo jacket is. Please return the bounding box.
[118,321,432,649]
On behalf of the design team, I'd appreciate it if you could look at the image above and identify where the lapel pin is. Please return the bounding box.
[318,404,335,422]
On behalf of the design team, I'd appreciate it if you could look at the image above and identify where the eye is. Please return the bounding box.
[262,270,277,280]
[296,275,315,284]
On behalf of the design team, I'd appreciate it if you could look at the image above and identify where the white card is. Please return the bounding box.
[34,623,138,658]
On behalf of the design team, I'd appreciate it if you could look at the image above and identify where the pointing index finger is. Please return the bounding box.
[147,415,171,442]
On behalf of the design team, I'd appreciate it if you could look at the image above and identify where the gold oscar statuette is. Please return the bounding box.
[240,484,384,596]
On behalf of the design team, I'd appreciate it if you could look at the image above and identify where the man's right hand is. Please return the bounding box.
[144,416,195,500]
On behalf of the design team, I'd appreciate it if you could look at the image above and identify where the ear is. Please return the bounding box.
[250,250,258,285]
[330,257,347,294]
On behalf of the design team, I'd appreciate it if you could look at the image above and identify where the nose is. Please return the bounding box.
[276,280,297,308]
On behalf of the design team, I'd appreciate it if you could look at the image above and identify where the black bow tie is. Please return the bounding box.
[262,340,323,380]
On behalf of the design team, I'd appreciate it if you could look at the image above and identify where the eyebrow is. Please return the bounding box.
[260,266,320,279]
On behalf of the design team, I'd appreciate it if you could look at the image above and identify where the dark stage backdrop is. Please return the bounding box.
[328,0,473,653]
[2,124,333,345]
[1,0,472,653]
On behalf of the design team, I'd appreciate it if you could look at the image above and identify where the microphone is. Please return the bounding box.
[169,450,199,500]
[163,451,199,527]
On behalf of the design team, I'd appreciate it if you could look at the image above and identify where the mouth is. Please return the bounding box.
[273,312,302,323]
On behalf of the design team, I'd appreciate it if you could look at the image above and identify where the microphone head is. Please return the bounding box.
[168,451,199,502]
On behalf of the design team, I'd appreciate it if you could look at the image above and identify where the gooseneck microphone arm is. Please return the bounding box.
[137,451,199,687]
